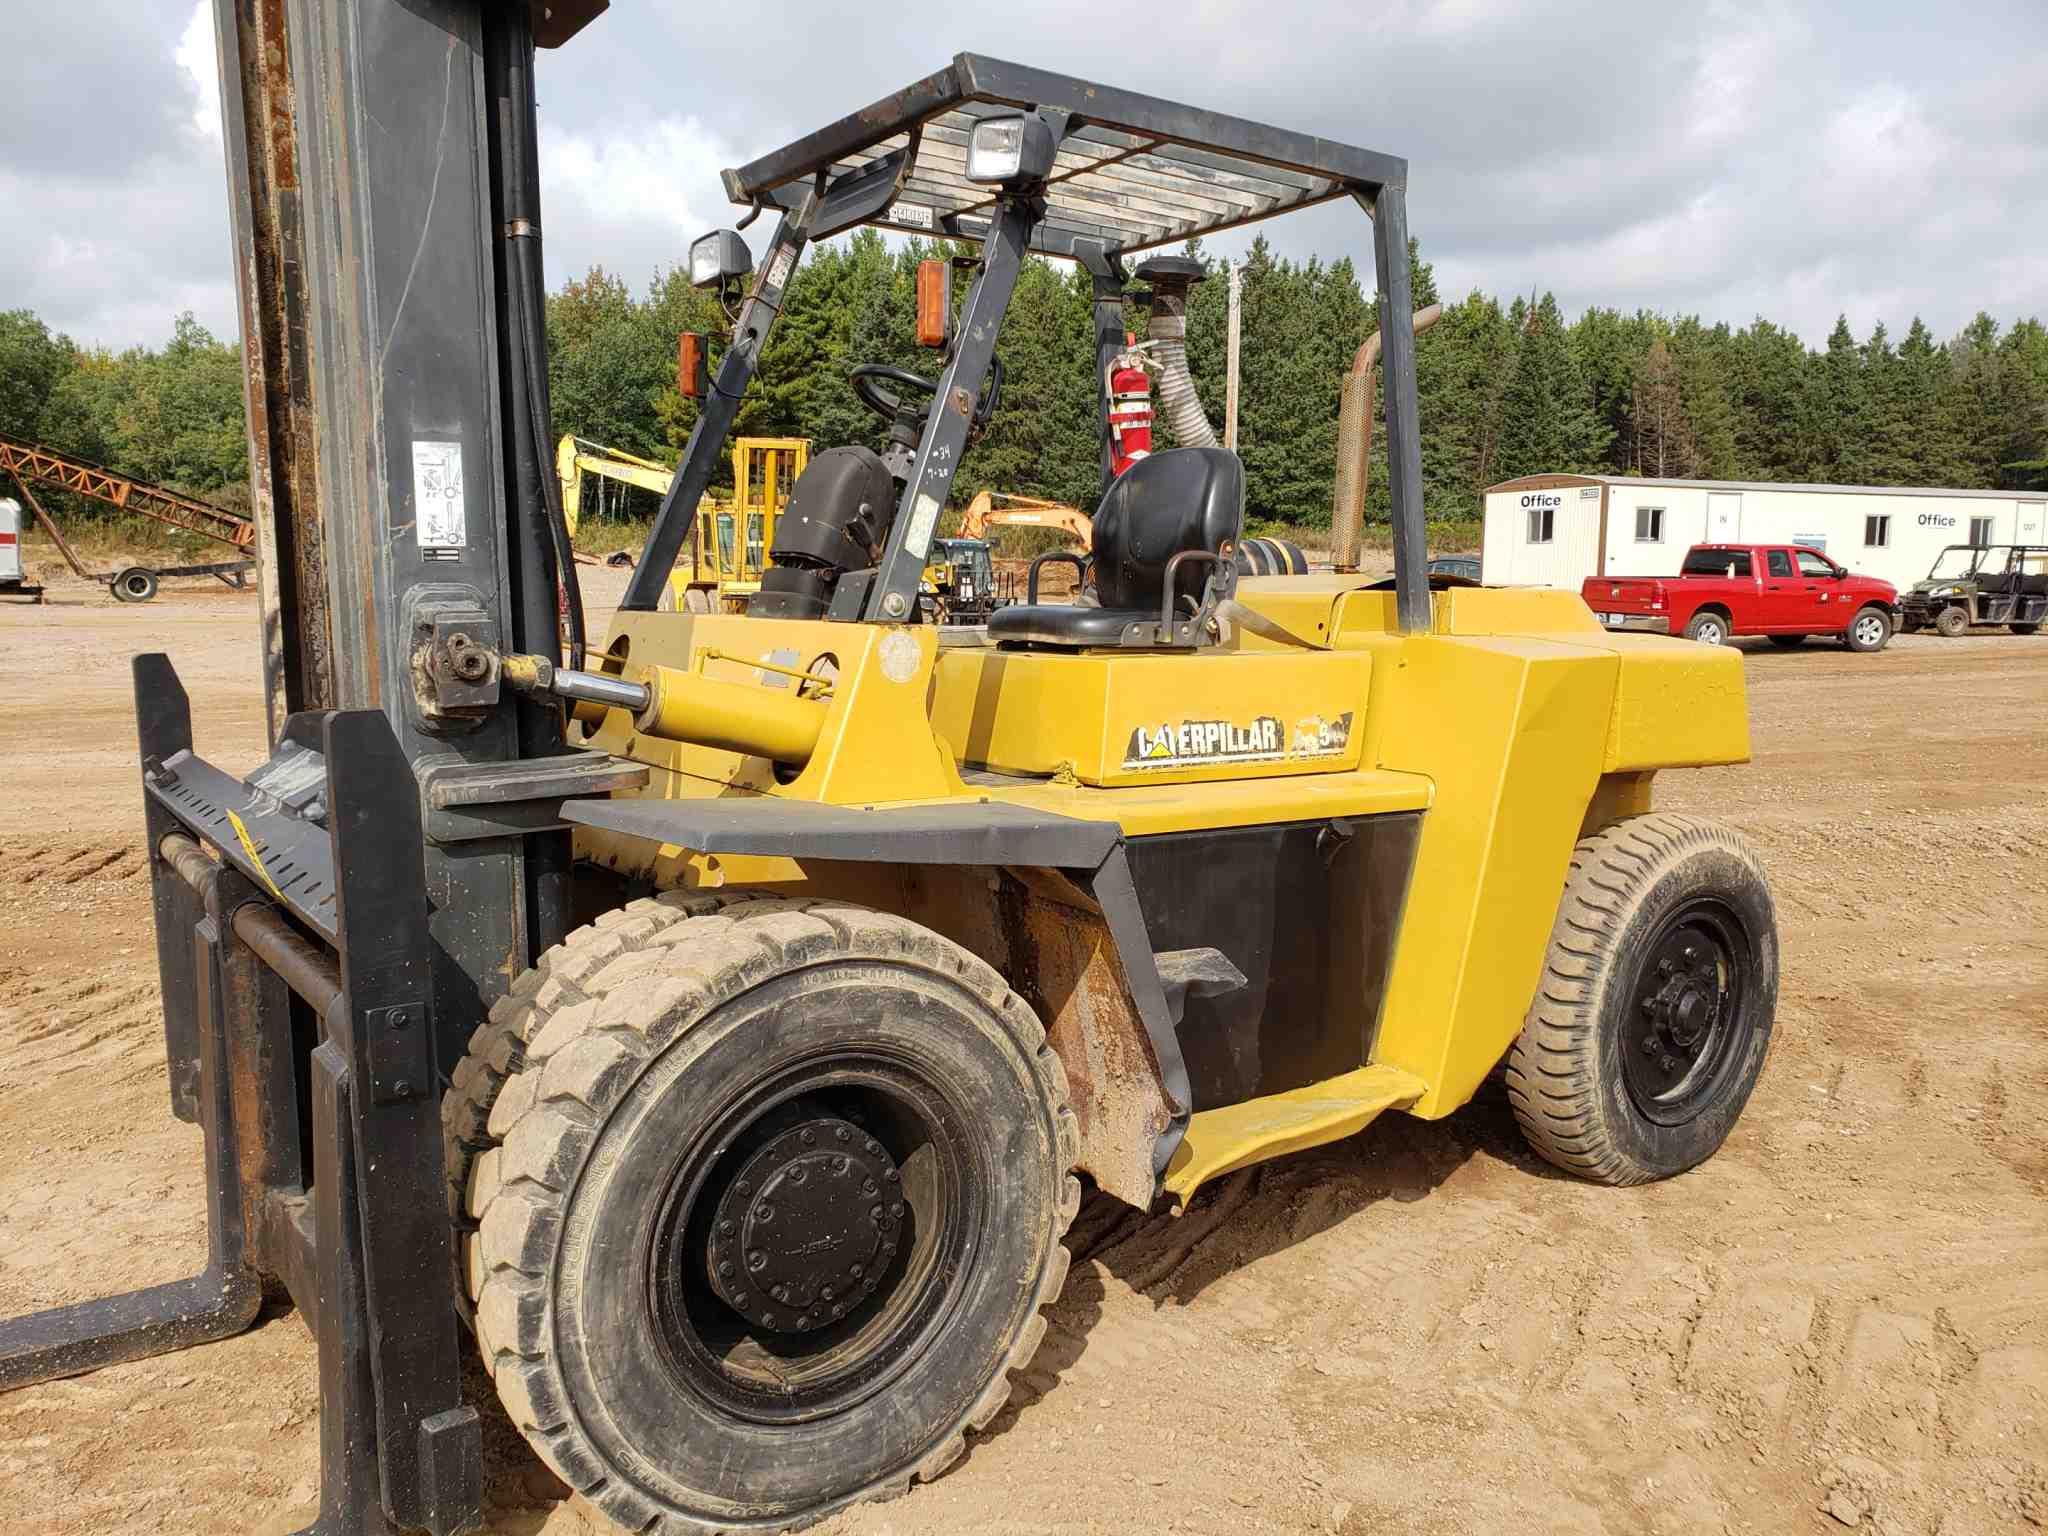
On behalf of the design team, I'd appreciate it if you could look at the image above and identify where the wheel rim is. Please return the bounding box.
[1621,900,1754,1126]
[1853,614,1884,646]
[1696,619,1723,645]
[648,1050,983,1426]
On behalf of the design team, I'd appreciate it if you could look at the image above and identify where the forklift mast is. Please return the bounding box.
[0,5,609,1533]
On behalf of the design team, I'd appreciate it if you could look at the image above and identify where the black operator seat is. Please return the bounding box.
[988,447,1244,649]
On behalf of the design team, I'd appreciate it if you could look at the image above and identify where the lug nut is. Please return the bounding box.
[885,1168,899,1183]
[756,1203,774,1221]
[862,1178,878,1196]
[850,1264,864,1278]
[822,1285,835,1301]
[801,1129,816,1145]
[871,1204,884,1220]
[718,1261,734,1278]
[748,1250,767,1271]
[789,1167,806,1184]
[835,1126,850,1142]
[719,1219,735,1235]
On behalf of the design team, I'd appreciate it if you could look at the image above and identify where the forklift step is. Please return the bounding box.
[1162,1064,1429,1204]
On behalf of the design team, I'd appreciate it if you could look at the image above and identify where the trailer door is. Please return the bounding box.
[2020,500,2044,543]
[1706,491,1741,542]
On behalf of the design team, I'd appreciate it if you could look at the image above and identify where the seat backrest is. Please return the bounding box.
[1090,448,1245,611]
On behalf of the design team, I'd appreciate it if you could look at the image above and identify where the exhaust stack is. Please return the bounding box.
[1331,304,1442,571]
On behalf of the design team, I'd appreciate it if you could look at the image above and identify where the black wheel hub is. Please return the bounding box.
[1624,906,1748,1124]
[706,1115,904,1335]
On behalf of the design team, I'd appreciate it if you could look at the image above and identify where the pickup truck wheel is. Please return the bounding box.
[1504,814,1777,1186]
[1767,634,1806,648]
[1683,611,1730,646]
[1934,605,1970,638]
[1844,607,1892,653]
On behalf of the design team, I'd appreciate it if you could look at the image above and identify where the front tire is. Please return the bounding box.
[1505,814,1777,1186]
[1683,610,1730,645]
[1935,604,1970,637]
[1844,606,1892,653]
[461,894,1078,1533]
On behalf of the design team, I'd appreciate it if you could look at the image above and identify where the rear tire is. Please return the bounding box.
[1505,814,1777,1186]
[2012,622,2041,636]
[1935,604,1970,637]
[1844,606,1891,653]
[1683,610,1730,645]
[460,893,1078,1533]
[1767,634,1806,648]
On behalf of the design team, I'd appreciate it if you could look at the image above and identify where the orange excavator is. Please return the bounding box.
[955,488,1093,551]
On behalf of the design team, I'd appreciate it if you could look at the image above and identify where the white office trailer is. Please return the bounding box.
[1480,474,2047,592]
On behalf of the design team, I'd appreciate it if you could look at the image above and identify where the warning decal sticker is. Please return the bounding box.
[1120,711,1353,772]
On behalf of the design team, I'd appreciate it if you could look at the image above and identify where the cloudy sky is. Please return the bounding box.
[8,0,2044,354]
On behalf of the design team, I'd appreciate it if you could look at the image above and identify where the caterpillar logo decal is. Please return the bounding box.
[1120,711,1353,771]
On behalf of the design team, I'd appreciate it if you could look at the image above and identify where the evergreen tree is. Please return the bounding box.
[1812,315,1873,482]
[1494,293,1608,480]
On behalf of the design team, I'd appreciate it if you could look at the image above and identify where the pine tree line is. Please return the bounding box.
[539,231,2048,529]
[5,234,2044,537]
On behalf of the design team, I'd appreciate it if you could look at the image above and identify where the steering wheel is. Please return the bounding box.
[848,364,939,423]
[847,360,1005,430]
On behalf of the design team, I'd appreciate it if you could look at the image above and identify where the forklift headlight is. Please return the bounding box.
[966,115,1055,186]
[689,229,753,291]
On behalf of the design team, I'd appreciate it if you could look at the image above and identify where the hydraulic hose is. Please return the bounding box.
[491,9,586,672]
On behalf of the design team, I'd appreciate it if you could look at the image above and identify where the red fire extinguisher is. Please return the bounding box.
[1107,334,1154,478]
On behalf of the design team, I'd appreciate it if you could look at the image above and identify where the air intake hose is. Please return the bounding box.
[1137,257,1218,451]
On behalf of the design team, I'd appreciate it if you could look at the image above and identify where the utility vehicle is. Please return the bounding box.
[0,24,1778,1536]
[1899,543,2048,636]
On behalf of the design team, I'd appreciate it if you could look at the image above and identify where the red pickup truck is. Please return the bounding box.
[1583,544,1900,652]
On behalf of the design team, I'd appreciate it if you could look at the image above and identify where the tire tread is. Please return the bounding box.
[446,891,1078,1534]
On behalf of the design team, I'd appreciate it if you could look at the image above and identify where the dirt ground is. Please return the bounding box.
[1,577,2042,1536]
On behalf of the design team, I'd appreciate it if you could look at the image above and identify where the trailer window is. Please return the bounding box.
[1526,504,1554,543]
[1969,516,1995,546]
[1634,506,1664,542]
[1864,515,1889,547]
[1682,548,1751,578]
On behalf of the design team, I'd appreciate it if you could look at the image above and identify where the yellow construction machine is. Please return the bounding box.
[466,60,1779,1533]
[682,434,807,612]
[557,432,808,612]
[10,37,1775,1536]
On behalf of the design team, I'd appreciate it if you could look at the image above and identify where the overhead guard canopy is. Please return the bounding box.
[720,53,1407,261]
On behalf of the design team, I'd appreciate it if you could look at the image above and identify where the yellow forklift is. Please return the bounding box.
[559,433,807,613]
[681,435,809,612]
[0,28,1777,1536]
